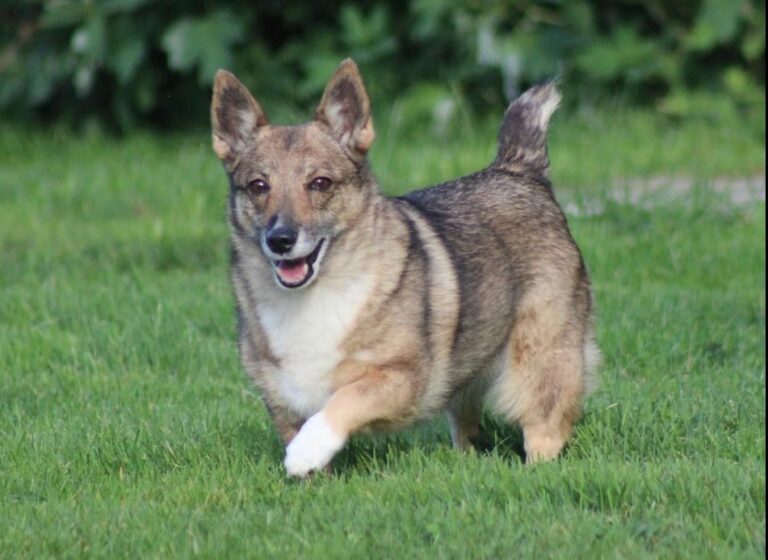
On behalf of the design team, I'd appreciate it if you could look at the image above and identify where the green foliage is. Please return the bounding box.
[0,0,764,129]
[161,10,244,85]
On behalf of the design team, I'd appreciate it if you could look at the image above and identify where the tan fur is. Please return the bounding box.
[211,59,600,476]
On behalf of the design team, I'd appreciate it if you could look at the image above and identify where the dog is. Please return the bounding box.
[210,59,599,477]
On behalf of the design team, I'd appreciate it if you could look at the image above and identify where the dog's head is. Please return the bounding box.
[211,59,376,290]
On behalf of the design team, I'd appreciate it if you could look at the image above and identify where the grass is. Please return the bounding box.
[0,105,765,559]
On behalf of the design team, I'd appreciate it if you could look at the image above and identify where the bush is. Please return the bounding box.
[0,0,764,129]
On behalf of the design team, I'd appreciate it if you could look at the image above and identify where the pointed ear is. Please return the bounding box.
[314,59,375,159]
[211,70,268,165]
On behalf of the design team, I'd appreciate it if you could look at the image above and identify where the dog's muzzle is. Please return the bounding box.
[271,238,325,288]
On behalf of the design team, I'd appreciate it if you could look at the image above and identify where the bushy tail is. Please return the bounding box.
[493,82,561,177]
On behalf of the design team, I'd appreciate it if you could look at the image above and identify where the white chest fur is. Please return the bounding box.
[258,273,374,418]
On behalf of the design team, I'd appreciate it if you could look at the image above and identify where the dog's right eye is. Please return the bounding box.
[308,177,332,192]
[246,179,270,194]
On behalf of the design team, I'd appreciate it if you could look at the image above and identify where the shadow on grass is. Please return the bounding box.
[326,415,528,477]
[477,415,526,460]
[225,403,605,479]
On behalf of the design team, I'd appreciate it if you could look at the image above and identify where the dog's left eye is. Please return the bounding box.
[246,179,270,195]
[308,177,332,192]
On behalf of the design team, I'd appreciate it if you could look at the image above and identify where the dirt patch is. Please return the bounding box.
[561,175,765,216]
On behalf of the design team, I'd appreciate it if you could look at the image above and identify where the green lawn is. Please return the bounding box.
[0,106,765,559]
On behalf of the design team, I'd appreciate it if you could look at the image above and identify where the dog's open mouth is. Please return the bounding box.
[273,239,325,289]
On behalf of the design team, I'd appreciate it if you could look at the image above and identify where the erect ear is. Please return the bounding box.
[211,70,268,165]
[314,59,375,160]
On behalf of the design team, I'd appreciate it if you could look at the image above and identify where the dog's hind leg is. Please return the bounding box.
[490,298,589,463]
[263,399,305,445]
[446,382,485,450]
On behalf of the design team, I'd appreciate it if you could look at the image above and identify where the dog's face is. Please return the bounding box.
[211,60,375,289]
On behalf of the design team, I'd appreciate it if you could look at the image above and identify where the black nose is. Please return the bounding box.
[266,226,297,254]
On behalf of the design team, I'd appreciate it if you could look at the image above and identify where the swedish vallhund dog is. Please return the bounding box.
[211,59,599,477]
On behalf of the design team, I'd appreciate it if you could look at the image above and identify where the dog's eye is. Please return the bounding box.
[308,177,332,192]
[246,179,270,194]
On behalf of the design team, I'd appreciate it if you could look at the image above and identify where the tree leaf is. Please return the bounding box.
[70,16,106,62]
[41,1,89,30]
[101,0,152,16]
[161,10,244,85]
[687,0,744,52]
[107,17,148,84]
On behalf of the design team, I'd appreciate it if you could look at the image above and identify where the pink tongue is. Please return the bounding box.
[276,259,309,284]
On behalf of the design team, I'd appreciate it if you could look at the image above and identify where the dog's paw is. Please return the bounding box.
[284,411,346,478]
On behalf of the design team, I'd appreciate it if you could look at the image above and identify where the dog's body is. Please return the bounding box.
[211,60,599,477]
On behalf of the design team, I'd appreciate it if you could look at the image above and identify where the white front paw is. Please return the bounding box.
[284,411,346,478]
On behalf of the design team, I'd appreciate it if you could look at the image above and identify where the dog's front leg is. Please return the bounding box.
[284,365,414,478]
[263,399,305,446]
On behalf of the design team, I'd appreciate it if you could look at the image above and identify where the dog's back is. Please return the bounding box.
[399,84,594,394]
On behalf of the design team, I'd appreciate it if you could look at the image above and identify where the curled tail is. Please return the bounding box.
[493,82,561,177]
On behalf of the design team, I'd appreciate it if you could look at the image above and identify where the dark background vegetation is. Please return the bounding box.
[0,0,764,130]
